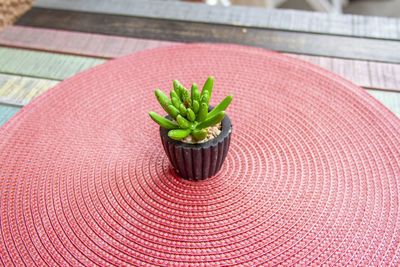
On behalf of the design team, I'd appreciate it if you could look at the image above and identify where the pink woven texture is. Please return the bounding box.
[0,44,399,265]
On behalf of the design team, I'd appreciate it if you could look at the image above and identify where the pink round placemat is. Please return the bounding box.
[1,44,399,265]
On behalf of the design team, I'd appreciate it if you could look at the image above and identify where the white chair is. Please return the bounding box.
[208,0,349,14]
[305,0,348,13]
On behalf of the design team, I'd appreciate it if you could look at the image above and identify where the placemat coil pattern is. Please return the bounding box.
[0,44,399,265]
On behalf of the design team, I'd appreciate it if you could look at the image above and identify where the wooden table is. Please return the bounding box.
[1,1,400,265]
[0,0,399,124]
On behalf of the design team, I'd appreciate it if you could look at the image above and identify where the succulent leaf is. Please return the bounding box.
[171,96,181,109]
[179,103,187,117]
[187,108,196,122]
[192,100,200,114]
[197,111,225,129]
[177,114,191,129]
[150,76,232,141]
[200,91,211,106]
[197,102,208,122]
[168,129,192,140]
[149,112,179,129]
[181,87,191,107]
[201,76,214,98]
[166,104,180,119]
[170,90,182,106]
[192,129,207,141]
[207,94,232,119]
[173,80,182,99]
[170,90,177,99]
[155,89,171,111]
[191,83,200,103]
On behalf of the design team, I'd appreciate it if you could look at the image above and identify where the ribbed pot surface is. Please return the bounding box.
[160,114,232,180]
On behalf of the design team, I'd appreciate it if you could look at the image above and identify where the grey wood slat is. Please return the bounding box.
[15,8,400,64]
[33,0,400,40]
[1,26,399,93]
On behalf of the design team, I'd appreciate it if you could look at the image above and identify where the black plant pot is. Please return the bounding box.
[160,113,232,181]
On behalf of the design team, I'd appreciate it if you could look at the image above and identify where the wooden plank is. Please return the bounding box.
[367,90,400,118]
[0,74,58,106]
[0,47,105,80]
[0,26,175,59]
[33,0,400,40]
[291,54,400,93]
[16,8,400,64]
[1,26,399,92]
[0,104,20,126]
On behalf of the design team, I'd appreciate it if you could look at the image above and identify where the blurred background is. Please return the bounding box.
[1,0,400,29]
[182,0,400,17]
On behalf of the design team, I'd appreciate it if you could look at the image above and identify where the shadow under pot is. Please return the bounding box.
[160,112,232,181]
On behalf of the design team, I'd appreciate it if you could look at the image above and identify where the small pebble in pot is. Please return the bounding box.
[181,122,221,144]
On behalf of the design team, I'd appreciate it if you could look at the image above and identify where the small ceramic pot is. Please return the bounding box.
[160,113,232,180]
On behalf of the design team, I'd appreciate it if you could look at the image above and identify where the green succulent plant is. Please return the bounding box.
[149,76,232,142]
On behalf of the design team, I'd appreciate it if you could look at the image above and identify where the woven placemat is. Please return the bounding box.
[0,44,399,265]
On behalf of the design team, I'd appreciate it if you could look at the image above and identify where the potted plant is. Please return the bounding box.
[149,76,232,180]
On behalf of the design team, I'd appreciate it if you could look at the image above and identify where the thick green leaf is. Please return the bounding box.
[149,111,179,129]
[197,111,225,129]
